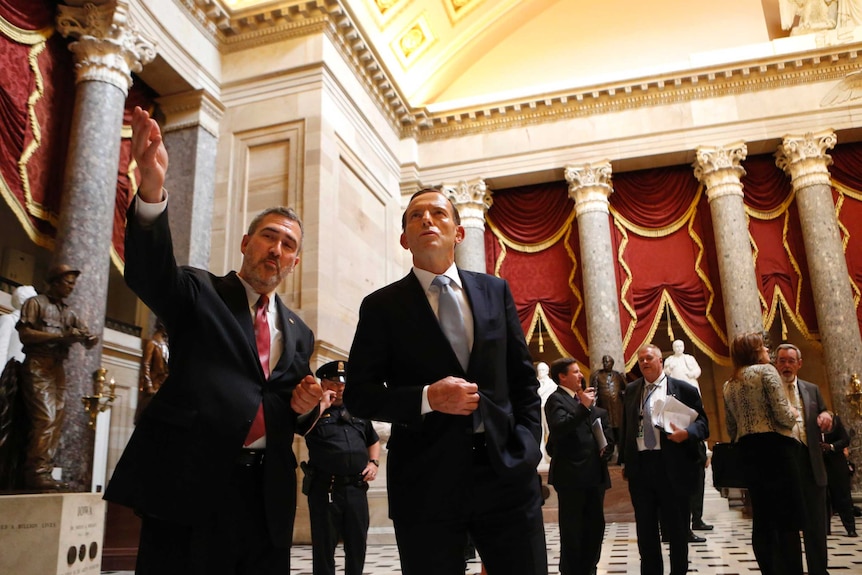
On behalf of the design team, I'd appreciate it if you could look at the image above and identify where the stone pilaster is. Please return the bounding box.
[564,161,625,373]
[693,142,762,339]
[158,89,223,268]
[53,0,155,490]
[776,130,862,491]
[444,179,492,273]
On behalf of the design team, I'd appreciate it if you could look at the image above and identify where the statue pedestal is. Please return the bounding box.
[0,492,105,575]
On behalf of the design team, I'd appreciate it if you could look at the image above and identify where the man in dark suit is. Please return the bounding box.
[776,343,832,575]
[545,357,614,575]
[619,344,709,575]
[344,188,548,575]
[104,107,324,575]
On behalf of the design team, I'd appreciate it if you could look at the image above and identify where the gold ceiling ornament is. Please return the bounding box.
[392,13,435,67]
[374,0,402,14]
[444,0,482,23]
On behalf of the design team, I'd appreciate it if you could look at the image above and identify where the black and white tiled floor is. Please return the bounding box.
[104,514,862,574]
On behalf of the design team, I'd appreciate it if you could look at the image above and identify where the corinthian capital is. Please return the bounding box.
[443,179,492,231]
[775,130,837,189]
[693,142,747,202]
[564,161,613,216]
[57,0,156,93]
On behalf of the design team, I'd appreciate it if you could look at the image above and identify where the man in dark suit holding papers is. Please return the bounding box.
[620,344,709,575]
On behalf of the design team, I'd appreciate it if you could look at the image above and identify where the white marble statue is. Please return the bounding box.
[838,0,862,27]
[780,0,837,35]
[537,361,556,463]
[663,339,702,391]
[0,285,37,368]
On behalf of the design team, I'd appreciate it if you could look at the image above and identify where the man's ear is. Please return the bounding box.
[454,225,465,245]
[240,234,250,255]
[399,232,409,250]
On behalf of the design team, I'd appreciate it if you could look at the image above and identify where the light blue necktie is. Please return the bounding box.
[433,275,470,371]
[643,384,657,450]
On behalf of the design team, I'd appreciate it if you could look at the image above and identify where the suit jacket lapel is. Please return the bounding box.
[271,295,296,378]
[403,272,466,374]
[459,270,486,373]
[217,272,258,363]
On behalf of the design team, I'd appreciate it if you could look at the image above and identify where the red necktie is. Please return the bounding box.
[244,294,269,446]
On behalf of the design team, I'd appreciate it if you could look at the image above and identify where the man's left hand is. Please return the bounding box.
[817,411,833,432]
[667,422,689,443]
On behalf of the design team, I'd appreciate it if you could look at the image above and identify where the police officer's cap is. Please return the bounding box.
[316,360,347,383]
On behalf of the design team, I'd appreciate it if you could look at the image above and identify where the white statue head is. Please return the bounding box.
[537,362,549,379]
[11,285,37,310]
[672,339,684,355]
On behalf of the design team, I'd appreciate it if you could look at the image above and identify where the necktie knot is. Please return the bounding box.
[257,294,269,310]
[432,275,451,289]
[432,275,469,371]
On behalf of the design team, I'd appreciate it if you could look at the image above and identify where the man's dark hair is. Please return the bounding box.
[549,357,577,385]
[401,188,461,231]
[246,207,304,251]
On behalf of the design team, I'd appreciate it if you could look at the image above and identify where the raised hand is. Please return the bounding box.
[427,376,479,415]
[130,106,169,203]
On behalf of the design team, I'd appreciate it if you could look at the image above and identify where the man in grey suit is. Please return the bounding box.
[344,188,547,575]
[776,343,833,575]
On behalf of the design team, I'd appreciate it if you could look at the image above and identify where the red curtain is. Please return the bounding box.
[610,165,728,367]
[485,183,589,364]
[830,143,862,333]
[741,155,818,340]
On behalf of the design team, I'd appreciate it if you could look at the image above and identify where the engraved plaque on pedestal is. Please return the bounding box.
[0,493,105,575]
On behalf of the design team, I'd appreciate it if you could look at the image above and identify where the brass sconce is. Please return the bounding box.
[81,367,117,429]
[847,373,862,417]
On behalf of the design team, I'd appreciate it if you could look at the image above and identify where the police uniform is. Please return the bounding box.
[303,361,379,575]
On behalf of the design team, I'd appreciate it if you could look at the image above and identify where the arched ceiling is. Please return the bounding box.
[218,0,788,110]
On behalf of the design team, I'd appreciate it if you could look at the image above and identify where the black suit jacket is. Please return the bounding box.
[104,206,314,546]
[798,378,829,487]
[619,376,709,494]
[545,388,613,490]
[343,269,542,523]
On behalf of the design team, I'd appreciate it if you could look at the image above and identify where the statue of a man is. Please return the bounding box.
[135,319,169,424]
[589,355,625,441]
[16,265,98,490]
[663,339,701,390]
[537,362,556,463]
[0,285,37,369]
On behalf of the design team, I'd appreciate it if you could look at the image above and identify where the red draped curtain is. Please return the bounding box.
[485,183,590,365]
[610,166,728,368]
[830,142,862,336]
[0,0,154,270]
[741,154,818,341]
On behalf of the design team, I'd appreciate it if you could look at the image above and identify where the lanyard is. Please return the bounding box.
[641,377,663,415]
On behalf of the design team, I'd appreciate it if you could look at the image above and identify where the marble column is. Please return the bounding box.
[564,162,625,374]
[444,179,492,273]
[776,131,862,491]
[53,0,155,490]
[158,90,224,268]
[692,143,762,339]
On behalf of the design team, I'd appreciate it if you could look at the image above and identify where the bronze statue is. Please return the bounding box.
[135,319,169,424]
[590,354,626,442]
[16,264,98,490]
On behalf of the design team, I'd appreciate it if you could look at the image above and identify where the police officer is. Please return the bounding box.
[301,360,380,575]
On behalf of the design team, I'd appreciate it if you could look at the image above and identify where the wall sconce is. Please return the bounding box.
[81,367,117,429]
[847,373,862,417]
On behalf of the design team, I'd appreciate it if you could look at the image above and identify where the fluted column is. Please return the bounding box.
[444,179,492,273]
[158,90,224,268]
[54,0,155,490]
[564,161,625,373]
[776,131,862,491]
[693,142,762,340]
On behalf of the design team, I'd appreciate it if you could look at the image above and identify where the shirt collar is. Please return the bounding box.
[559,385,577,398]
[413,263,462,293]
[646,374,666,388]
[237,275,276,313]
